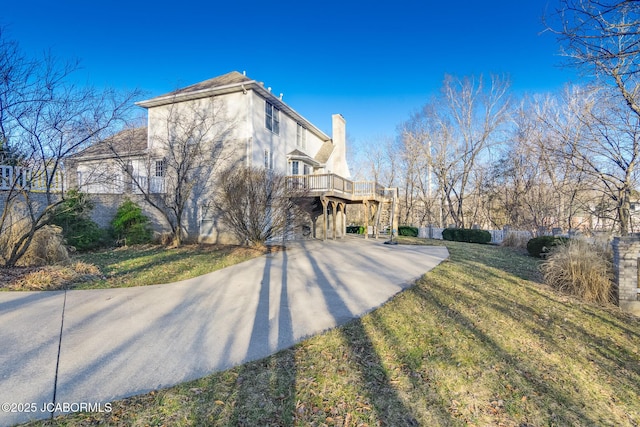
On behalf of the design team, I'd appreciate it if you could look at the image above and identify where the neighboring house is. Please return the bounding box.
[68,71,392,243]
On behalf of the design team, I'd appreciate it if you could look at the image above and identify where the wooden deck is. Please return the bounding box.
[286,174,397,241]
[286,173,390,202]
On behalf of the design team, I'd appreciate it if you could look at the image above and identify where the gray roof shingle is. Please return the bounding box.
[314,140,334,164]
[158,71,252,98]
[72,127,148,159]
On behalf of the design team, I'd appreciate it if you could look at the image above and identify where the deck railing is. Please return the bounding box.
[0,165,64,193]
[286,173,387,199]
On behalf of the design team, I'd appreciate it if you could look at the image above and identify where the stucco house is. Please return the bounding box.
[68,71,392,243]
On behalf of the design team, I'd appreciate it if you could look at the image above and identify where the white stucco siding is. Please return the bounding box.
[146,93,250,157]
[251,91,281,173]
[303,130,326,171]
[143,87,350,180]
[220,91,252,142]
[250,91,331,175]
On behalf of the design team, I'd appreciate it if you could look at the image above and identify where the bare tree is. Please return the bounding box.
[531,84,640,235]
[401,74,510,228]
[485,124,562,232]
[363,135,398,187]
[552,0,640,117]
[0,30,138,267]
[549,1,640,235]
[399,116,439,226]
[486,94,594,233]
[214,166,309,246]
[107,97,236,246]
[569,86,640,234]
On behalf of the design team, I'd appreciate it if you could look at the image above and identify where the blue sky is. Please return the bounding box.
[3,0,577,148]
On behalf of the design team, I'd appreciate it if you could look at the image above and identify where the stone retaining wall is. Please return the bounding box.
[0,192,171,237]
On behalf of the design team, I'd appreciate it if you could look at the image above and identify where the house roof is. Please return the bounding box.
[287,149,322,167]
[157,71,253,98]
[314,140,334,164]
[71,127,148,160]
[136,71,258,109]
[136,71,332,142]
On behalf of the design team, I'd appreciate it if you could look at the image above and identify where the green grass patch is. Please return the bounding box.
[72,244,269,289]
[22,238,640,426]
[2,245,268,291]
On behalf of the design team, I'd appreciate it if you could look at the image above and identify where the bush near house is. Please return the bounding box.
[398,226,419,237]
[526,236,569,258]
[50,190,109,251]
[111,199,152,246]
[442,228,491,244]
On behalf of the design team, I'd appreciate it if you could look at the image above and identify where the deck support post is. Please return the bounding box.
[363,201,369,239]
[321,197,328,241]
[330,200,338,240]
[339,203,346,238]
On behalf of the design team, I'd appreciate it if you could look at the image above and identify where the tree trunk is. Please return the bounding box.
[619,189,631,236]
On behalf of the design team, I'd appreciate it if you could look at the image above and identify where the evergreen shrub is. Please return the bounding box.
[111,199,152,245]
[398,226,419,237]
[526,236,569,258]
[51,190,108,251]
[442,228,492,244]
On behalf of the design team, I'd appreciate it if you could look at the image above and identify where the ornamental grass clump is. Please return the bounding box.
[541,238,615,305]
[0,219,70,267]
[501,231,531,249]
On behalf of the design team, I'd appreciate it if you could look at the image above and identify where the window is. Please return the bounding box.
[296,124,307,149]
[265,102,272,130]
[291,161,299,175]
[264,149,273,170]
[265,101,280,134]
[273,109,279,134]
[155,159,166,177]
[303,164,311,175]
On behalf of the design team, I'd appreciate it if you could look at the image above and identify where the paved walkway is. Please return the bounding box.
[0,237,448,426]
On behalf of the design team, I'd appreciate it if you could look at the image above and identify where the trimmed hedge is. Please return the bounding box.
[346,225,366,234]
[442,228,492,244]
[526,236,570,258]
[398,226,419,237]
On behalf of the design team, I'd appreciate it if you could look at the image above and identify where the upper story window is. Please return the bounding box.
[155,159,166,177]
[265,101,280,135]
[296,123,307,149]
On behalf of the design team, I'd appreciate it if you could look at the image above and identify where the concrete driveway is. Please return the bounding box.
[0,237,448,426]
